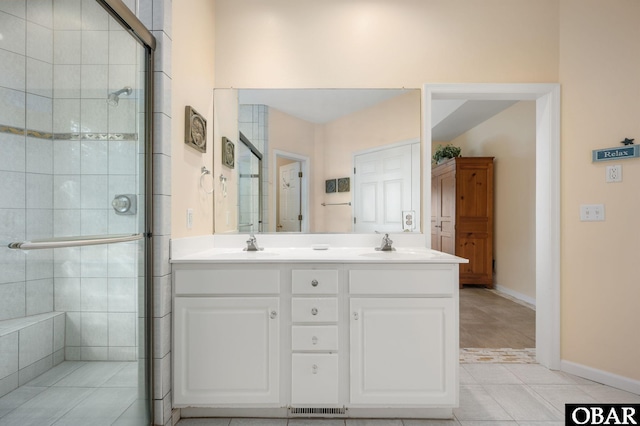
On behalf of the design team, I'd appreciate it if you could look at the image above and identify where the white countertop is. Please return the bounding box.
[170,235,468,264]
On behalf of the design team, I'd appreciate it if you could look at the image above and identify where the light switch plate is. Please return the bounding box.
[580,204,605,221]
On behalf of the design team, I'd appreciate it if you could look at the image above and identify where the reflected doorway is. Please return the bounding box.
[273,150,309,233]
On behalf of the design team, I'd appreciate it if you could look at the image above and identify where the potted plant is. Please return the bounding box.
[433,144,461,164]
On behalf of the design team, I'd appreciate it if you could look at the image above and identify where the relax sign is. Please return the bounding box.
[592,145,640,162]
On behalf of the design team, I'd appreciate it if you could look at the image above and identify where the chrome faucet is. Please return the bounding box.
[375,233,395,251]
[244,233,263,251]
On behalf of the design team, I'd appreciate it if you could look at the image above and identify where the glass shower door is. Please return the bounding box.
[238,132,263,233]
[0,0,151,424]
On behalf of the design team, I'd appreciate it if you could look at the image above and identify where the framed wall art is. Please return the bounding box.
[337,177,350,192]
[222,136,235,168]
[185,106,207,153]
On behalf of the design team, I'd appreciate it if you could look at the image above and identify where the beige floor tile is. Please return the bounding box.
[453,385,513,421]
[482,385,562,422]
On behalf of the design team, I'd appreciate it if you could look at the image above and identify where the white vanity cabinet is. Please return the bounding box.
[172,258,461,418]
[349,267,458,407]
[173,268,281,406]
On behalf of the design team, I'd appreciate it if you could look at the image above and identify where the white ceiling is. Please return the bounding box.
[238,89,517,141]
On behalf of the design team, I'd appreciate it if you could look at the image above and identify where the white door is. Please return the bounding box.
[350,297,456,405]
[173,297,280,405]
[353,143,419,233]
[278,161,301,232]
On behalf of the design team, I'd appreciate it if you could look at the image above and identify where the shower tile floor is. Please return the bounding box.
[0,361,147,426]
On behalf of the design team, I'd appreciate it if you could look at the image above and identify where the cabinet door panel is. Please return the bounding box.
[174,297,280,405]
[350,298,456,405]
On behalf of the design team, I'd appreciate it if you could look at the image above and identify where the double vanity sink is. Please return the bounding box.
[171,234,467,420]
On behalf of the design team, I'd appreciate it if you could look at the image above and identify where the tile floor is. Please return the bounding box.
[0,361,147,426]
[177,363,640,426]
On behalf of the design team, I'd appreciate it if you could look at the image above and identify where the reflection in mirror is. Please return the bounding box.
[212,88,422,234]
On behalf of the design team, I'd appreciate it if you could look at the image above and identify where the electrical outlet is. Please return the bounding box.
[186,208,193,229]
[580,204,605,221]
[606,165,622,183]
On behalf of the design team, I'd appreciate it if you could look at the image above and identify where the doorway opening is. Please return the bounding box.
[272,150,310,233]
[423,83,561,369]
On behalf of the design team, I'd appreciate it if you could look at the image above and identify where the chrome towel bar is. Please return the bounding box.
[8,233,144,250]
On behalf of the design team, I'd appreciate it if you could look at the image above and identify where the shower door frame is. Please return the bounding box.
[97,1,156,423]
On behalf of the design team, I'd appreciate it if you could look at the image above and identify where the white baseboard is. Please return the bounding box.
[494,284,536,308]
[561,360,640,395]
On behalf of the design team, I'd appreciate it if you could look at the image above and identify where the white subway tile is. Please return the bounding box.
[108,98,136,133]
[65,346,81,360]
[109,30,137,65]
[18,354,52,386]
[80,245,108,277]
[26,22,52,63]
[54,277,81,311]
[26,173,53,208]
[0,1,26,19]
[108,140,137,175]
[53,174,80,209]
[26,248,53,281]
[0,49,26,91]
[81,346,108,361]
[26,137,53,174]
[80,209,108,235]
[53,313,65,351]
[53,246,81,278]
[108,278,136,312]
[81,30,108,65]
[0,171,26,209]
[53,64,81,99]
[53,209,80,237]
[53,140,80,174]
[64,311,82,346]
[80,99,108,133]
[80,64,108,99]
[18,319,53,368]
[0,283,26,320]
[80,174,108,208]
[0,12,26,55]
[53,30,81,64]
[108,313,135,346]
[81,277,108,312]
[81,0,108,30]
[107,241,137,278]
[26,94,53,133]
[0,133,26,173]
[26,58,53,98]
[27,0,53,28]
[26,208,53,240]
[0,87,26,129]
[26,278,54,315]
[81,312,107,346]
[53,0,81,30]
[80,140,108,174]
[53,98,80,133]
[0,332,19,380]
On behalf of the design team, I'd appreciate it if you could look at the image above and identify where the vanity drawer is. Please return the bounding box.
[174,269,280,295]
[292,298,338,323]
[292,326,338,351]
[291,353,338,405]
[349,268,454,296]
[292,269,338,295]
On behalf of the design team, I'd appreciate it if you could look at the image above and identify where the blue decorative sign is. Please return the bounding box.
[592,145,640,162]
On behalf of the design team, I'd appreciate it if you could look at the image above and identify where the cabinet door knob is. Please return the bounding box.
[353,312,359,320]
[270,311,277,319]
[311,308,318,316]
[311,336,318,345]
[311,279,319,287]
[312,364,318,374]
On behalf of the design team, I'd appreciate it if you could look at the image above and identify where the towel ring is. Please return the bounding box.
[200,166,214,194]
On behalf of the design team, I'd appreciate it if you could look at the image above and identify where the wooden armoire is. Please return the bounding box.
[431,157,494,287]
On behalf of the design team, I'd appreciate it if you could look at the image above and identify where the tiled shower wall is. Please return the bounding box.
[239,105,269,232]
[0,0,141,364]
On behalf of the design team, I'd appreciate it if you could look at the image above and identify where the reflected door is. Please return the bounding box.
[353,143,419,233]
[278,161,301,232]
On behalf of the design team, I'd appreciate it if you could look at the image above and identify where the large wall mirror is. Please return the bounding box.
[212,88,422,234]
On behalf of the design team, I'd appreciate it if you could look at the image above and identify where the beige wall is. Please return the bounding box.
[171,0,216,238]
[166,0,640,381]
[559,0,640,380]
[451,102,536,301]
